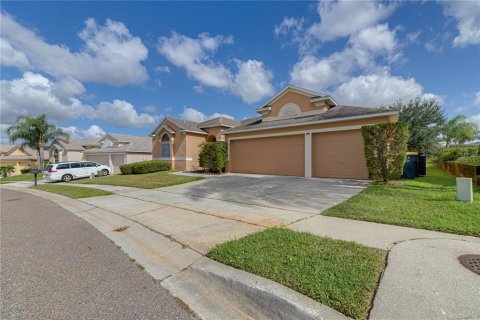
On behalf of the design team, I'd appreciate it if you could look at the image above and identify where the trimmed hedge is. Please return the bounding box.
[119,160,171,175]
[20,168,31,174]
[198,142,227,173]
[361,122,409,182]
[437,146,478,163]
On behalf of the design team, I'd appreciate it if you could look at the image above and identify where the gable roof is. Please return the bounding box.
[84,133,152,154]
[198,117,241,128]
[0,144,15,154]
[50,138,97,151]
[224,105,398,134]
[152,116,241,135]
[256,85,336,113]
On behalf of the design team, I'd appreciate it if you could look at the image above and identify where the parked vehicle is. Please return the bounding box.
[43,161,111,182]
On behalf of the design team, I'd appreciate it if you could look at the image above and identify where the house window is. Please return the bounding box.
[161,134,170,142]
[161,144,171,158]
[53,149,59,163]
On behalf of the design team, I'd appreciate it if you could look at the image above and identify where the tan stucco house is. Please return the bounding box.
[223,86,398,179]
[0,145,44,175]
[83,133,152,173]
[151,116,240,170]
[48,139,97,163]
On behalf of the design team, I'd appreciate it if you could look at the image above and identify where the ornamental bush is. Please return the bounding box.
[437,146,478,163]
[198,142,227,173]
[119,163,133,175]
[119,160,171,175]
[361,123,409,182]
[0,166,15,178]
[20,168,31,174]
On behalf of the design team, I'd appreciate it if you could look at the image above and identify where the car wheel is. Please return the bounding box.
[62,174,73,182]
[102,169,109,176]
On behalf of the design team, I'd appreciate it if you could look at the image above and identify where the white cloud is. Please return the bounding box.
[1,12,148,85]
[231,60,274,104]
[442,1,480,47]
[0,72,93,123]
[0,37,30,68]
[61,125,106,140]
[274,16,304,38]
[157,32,232,88]
[308,0,394,42]
[180,107,233,122]
[143,105,157,113]
[406,31,421,44]
[469,113,480,127]
[333,72,438,107]
[290,24,398,91]
[474,91,480,107]
[193,85,204,93]
[154,66,170,73]
[1,72,158,129]
[95,100,159,128]
[157,32,274,104]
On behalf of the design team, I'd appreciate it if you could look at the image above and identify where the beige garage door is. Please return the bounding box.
[312,130,368,179]
[85,155,109,167]
[230,135,304,176]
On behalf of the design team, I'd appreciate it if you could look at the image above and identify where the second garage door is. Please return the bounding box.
[312,130,368,179]
[230,135,304,176]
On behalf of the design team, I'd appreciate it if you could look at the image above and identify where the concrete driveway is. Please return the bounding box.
[79,174,367,254]
[163,174,369,214]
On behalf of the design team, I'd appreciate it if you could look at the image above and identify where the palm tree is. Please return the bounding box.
[442,115,479,148]
[7,114,69,170]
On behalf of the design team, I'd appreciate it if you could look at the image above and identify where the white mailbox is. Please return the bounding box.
[456,177,473,203]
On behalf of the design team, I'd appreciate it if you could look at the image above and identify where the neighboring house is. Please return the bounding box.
[0,145,37,175]
[83,133,152,173]
[151,116,240,170]
[48,139,97,163]
[223,86,399,179]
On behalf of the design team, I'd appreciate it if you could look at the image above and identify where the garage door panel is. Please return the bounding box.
[230,135,304,176]
[312,130,368,179]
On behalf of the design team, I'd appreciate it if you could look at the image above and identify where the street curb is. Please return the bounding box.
[163,257,351,320]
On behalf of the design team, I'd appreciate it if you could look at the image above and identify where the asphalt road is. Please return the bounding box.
[0,188,197,320]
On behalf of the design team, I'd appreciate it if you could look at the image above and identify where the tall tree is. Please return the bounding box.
[7,114,69,170]
[442,115,479,147]
[387,98,446,153]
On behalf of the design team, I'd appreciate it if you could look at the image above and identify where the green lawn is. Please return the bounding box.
[74,171,202,189]
[31,184,112,198]
[454,156,480,166]
[324,162,480,237]
[0,173,43,184]
[208,228,385,320]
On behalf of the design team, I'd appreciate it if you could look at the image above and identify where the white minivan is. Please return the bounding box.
[44,161,111,182]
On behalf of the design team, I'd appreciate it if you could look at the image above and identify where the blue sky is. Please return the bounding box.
[1,1,479,142]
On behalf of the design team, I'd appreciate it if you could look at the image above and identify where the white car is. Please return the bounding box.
[44,161,111,182]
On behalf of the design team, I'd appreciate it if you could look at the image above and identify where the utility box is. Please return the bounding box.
[456,177,473,203]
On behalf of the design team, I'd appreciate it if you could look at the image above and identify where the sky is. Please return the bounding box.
[1,1,479,143]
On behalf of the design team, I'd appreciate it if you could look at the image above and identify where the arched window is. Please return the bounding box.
[160,134,171,158]
[53,149,59,163]
[206,135,217,142]
[278,103,301,117]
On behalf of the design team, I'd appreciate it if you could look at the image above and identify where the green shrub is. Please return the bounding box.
[198,142,227,173]
[437,146,477,163]
[120,160,171,175]
[361,123,409,182]
[0,166,15,178]
[20,168,31,174]
[119,163,133,175]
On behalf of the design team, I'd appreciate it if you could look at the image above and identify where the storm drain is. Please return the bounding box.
[458,254,480,276]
